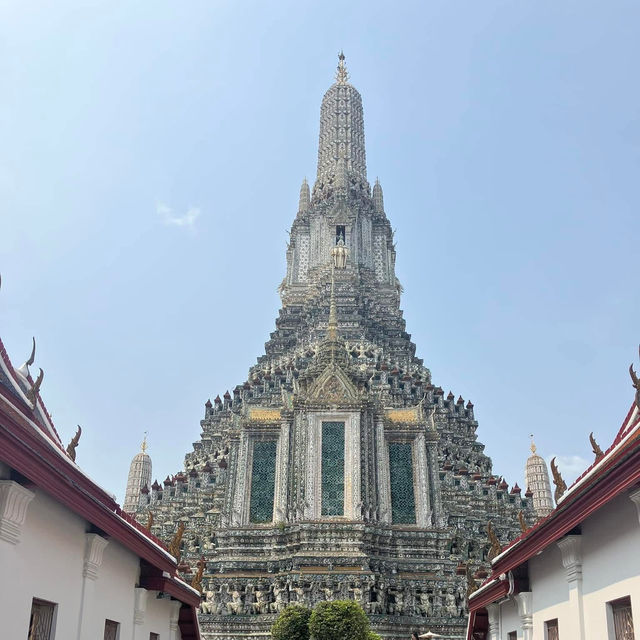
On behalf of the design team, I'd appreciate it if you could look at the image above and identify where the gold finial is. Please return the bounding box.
[630,345,640,409]
[518,510,527,533]
[486,521,502,561]
[191,556,206,594]
[66,425,82,462]
[26,367,44,409]
[168,522,186,563]
[466,563,479,599]
[589,432,604,462]
[529,434,537,455]
[550,457,567,503]
[336,50,349,85]
[141,432,148,453]
[327,238,348,343]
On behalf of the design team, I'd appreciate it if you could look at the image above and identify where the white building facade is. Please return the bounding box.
[0,336,201,640]
[467,400,640,640]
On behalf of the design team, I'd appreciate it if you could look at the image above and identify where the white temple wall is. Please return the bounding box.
[0,487,182,640]
[485,488,640,640]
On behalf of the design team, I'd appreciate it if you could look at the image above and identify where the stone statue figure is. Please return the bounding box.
[292,582,307,606]
[417,592,432,617]
[444,588,457,617]
[271,580,289,613]
[200,591,216,614]
[255,585,270,614]
[368,581,385,614]
[244,584,256,614]
[226,584,244,615]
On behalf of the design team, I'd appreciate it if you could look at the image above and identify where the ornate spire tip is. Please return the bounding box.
[336,51,349,85]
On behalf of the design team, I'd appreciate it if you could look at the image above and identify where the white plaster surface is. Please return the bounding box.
[0,487,184,640]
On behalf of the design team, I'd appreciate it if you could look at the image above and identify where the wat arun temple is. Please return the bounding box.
[128,55,537,639]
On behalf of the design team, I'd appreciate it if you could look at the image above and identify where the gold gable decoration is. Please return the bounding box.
[248,408,282,423]
[386,408,420,424]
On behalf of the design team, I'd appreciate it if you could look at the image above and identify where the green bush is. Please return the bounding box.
[271,604,311,640]
[366,632,382,640]
[309,600,371,640]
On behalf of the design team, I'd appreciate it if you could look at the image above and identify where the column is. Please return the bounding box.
[375,416,391,523]
[0,480,35,544]
[133,587,148,639]
[487,603,500,640]
[516,591,533,640]
[77,533,109,640]
[231,432,250,525]
[629,487,640,524]
[557,535,585,640]
[413,432,431,527]
[168,600,182,640]
[344,413,361,520]
[273,420,290,522]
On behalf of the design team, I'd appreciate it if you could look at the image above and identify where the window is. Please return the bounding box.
[149,634,159,640]
[28,599,56,640]
[249,440,277,523]
[335,225,345,244]
[103,620,120,640]
[609,597,635,640]
[545,619,559,640]
[388,442,416,524]
[508,632,517,640]
[321,422,345,516]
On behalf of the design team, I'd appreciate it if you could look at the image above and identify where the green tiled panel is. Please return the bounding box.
[389,442,416,524]
[249,440,277,523]
[321,421,345,516]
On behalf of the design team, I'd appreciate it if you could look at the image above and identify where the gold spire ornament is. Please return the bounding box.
[327,237,348,343]
[630,345,640,409]
[146,510,154,531]
[191,556,205,594]
[169,522,186,563]
[141,432,148,453]
[336,51,349,85]
[550,457,567,503]
[530,434,537,455]
[486,521,502,561]
[66,425,82,462]
[466,563,479,599]
[518,510,527,533]
[26,368,44,409]
[589,432,604,462]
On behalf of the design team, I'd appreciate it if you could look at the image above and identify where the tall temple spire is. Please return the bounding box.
[123,434,152,513]
[298,178,310,213]
[315,52,368,188]
[525,436,554,519]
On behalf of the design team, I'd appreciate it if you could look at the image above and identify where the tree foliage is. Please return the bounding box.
[271,604,311,640]
[309,600,371,640]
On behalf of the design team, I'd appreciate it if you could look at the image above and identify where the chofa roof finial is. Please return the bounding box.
[550,457,567,503]
[630,345,640,409]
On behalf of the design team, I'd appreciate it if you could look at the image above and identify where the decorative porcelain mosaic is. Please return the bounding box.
[249,441,277,523]
[389,442,416,524]
[321,421,345,516]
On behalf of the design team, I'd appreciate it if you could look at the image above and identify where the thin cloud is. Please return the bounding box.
[156,202,201,228]
[547,454,590,484]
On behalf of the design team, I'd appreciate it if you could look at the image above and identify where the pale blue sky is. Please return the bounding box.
[1,1,638,501]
